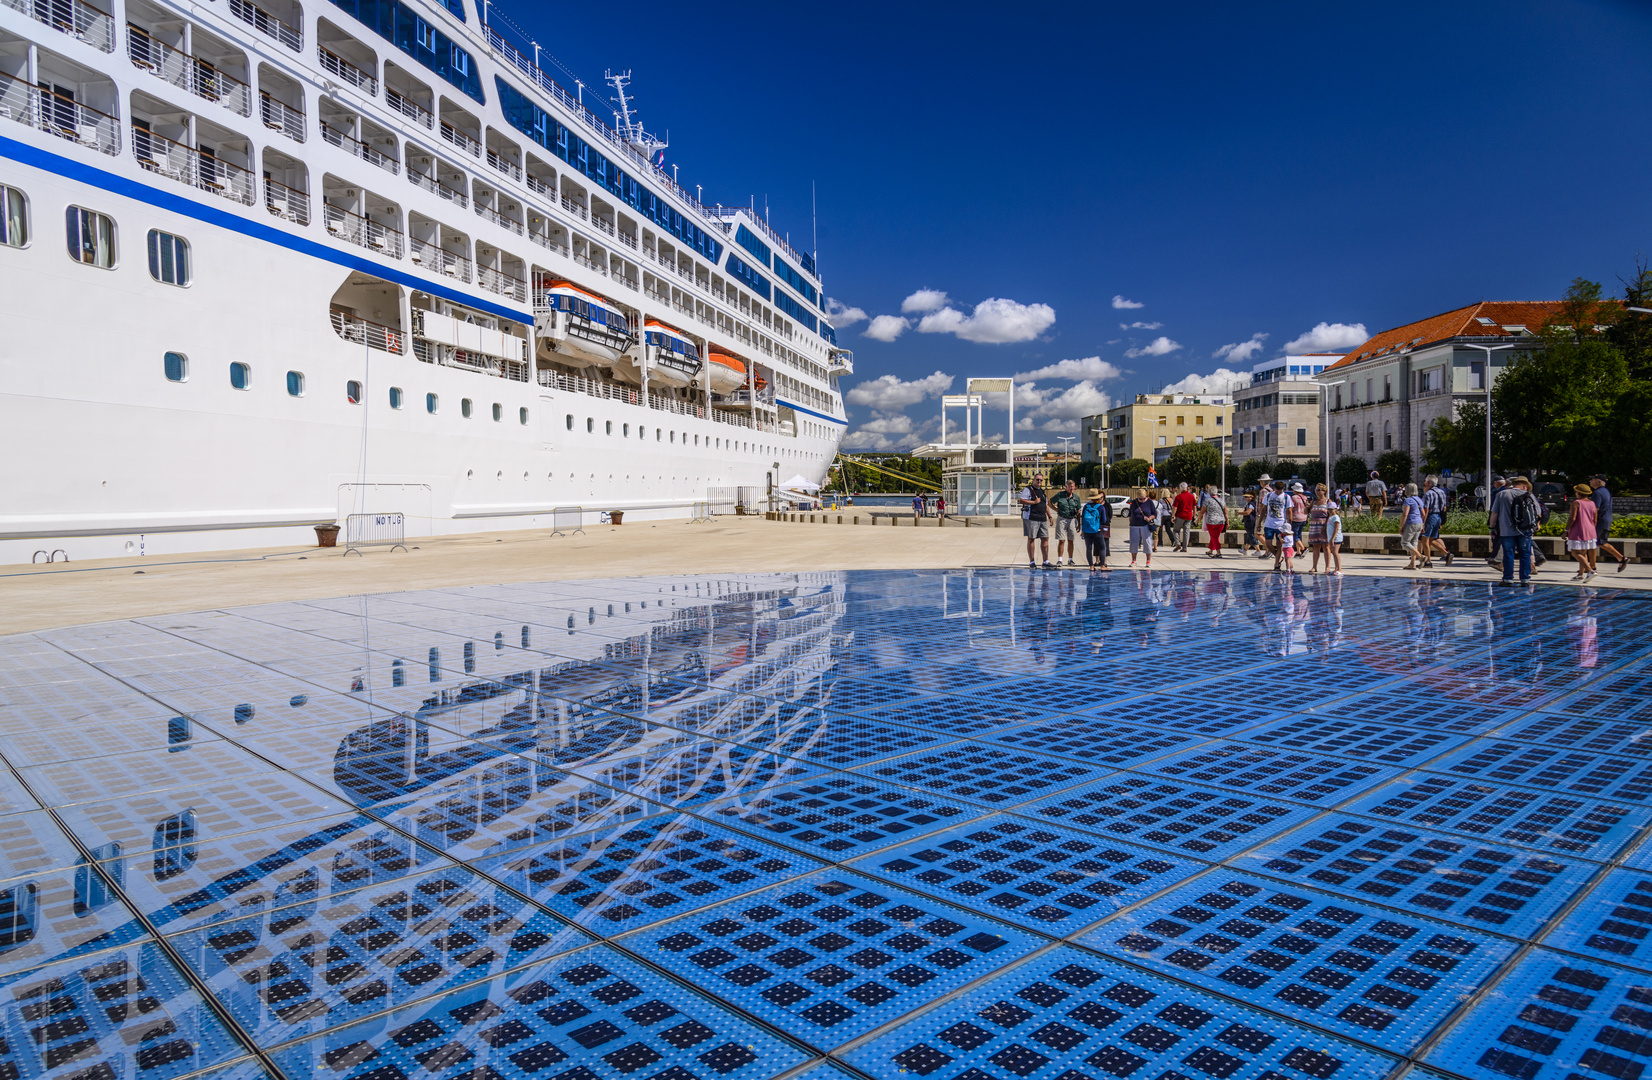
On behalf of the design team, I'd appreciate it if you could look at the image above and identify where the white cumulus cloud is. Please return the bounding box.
[1284,321,1368,354]
[1124,336,1182,358]
[1159,367,1251,396]
[845,371,953,411]
[1002,381,1117,433]
[862,314,909,342]
[1112,295,1144,310]
[825,298,867,326]
[1120,321,1162,330]
[1015,356,1125,382]
[917,297,1056,344]
[1213,332,1269,364]
[901,289,951,314]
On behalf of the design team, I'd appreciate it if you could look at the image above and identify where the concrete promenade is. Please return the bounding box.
[1,515,1646,635]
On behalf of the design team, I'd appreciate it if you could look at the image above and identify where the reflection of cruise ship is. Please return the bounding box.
[0,0,852,562]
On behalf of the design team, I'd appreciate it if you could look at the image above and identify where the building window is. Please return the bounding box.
[66,206,115,268]
[1176,416,1184,425]
[426,392,438,413]
[1195,415,1204,425]
[462,398,472,418]
[1469,360,1485,390]
[1156,435,1166,447]
[390,386,404,408]
[519,407,528,425]
[1366,424,1374,451]
[1383,375,1391,400]
[1383,420,1392,449]
[492,402,502,421]
[2,185,29,247]
[146,230,190,286]
[1215,416,1222,426]
[164,352,187,382]
[1264,429,1271,447]
[230,362,250,390]
[1296,428,1306,447]
[1176,435,1184,445]
[286,371,304,397]
[1336,429,1343,454]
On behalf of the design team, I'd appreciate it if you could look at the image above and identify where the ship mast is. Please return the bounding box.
[606,70,668,163]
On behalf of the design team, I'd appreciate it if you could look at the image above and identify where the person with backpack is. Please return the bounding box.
[1491,475,1541,585]
[1081,492,1112,571]
[1197,484,1227,557]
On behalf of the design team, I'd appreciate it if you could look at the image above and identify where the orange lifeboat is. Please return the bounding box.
[708,347,750,394]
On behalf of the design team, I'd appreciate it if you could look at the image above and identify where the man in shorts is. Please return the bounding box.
[1051,478,1083,566]
[1020,473,1052,570]
[1421,475,1452,566]
[1365,471,1388,517]
[1591,475,1629,572]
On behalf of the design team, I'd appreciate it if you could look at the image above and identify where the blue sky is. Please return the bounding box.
[498,0,1652,449]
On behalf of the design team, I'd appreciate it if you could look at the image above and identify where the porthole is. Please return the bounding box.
[623,423,630,437]
[587,417,594,433]
[520,407,528,425]
[492,402,502,421]
[461,398,472,418]
[286,370,305,397]
[605,420,613,435]
[426,392,438,413]
[229,362,250,390]
[566,414,574,430]
[163,352,187,383]
[389,386,403,409]
[346,379,362,403]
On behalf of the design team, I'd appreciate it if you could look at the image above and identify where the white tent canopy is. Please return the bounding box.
[781,474,820,491]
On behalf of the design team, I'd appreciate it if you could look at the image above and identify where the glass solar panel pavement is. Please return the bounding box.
[5,569,1652,1080]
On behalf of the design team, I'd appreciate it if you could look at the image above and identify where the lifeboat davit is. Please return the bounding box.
[534,279,631,368]
[708,348,751,395]
[642,319,704,389]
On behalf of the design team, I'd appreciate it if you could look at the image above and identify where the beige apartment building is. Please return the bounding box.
[1231,354,1339,468]
[1083,393,1234,467]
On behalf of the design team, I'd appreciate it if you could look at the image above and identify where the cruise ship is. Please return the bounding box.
[0,0,851,562]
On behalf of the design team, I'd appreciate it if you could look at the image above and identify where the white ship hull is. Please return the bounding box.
[0,0,851,564]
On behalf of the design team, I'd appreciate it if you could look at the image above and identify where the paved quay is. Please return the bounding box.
[2,515,1646,635]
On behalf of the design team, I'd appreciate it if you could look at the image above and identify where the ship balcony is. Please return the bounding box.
[320,108,396,175]
[438,100,480,158]
[264,175,308,224]
[383,62,431,129]
[134,123,252,203]
[331,306,404,353]
[2,0,113,52]
[525,213,568,257]
[472,185,523,236]
[475,247,526,303]
[828,349,855,375]
[316,21,375,93]
[405,145,466,207]
[324,199,402,257]
[409,223,471,282]
[126,20,250,118]
[227,0,300,51]
[484,128,520,181]
[0,67,119,155]
[258,89,303,141]
[385,86,430,129]
[317,43,373,92]
[524,173,550,197]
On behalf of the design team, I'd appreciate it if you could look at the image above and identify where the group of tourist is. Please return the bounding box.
[1484,473,1626,585]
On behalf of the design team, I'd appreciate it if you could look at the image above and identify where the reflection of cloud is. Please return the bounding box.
[1112,295,1144,310]
[862,314,909,342]
[1015,356,1125,382]
[826,298,867,326]
[1120,321,1162,330]
[1160,367,1251,395]
[1124,336,1182,358]
[845,371,953,411]
[917,298,1056,343]
[1213,332,1269,364]
[1284,321,1368,353]
[901,289,950,314]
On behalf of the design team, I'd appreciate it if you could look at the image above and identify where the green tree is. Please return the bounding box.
[1375,449,1414,487]
[1163,441,1220,487]
[1492,336,1629,481]
[1298,458,1327,487]
[1238,458,1274,488]
[1333,455,1369,487]
[1422,407,1486,477]
[1112,458,1151,488]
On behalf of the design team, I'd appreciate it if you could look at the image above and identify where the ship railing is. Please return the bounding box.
[648,393,705,419]
[614,272,639,292]
[617,231,637,250]
[128,25,250,116]
[385,88,432,129]
[705,205,810,279]
[528,231,568,257]
[672,297,693,318]
[317,45,375,94]
[3,0,113,51]
[537,370,643,406]
[227,0,300,50]
[439,119,480,157]
[134,127,253,203]
[410,238,470,282]
[321,122,397,174]
[591,216,614,238]
[524,175,551,197]
[573,252,607,277]
[259,90,304,142]
[560,195,586,220]
[331,306,404,353]
[453,349,528,381]
[485,147,521,181]
[643,287,670,305]
[477,264,527,302]
[323,202,404,257]
[264,176,309,224]
[674,262,693,282]
[407,167,466,207]
[0,74,119,155]
[474,202,523,235]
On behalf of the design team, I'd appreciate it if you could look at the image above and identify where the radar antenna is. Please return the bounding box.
[605,70,668,163]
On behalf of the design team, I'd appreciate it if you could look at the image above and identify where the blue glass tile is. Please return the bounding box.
[172,863,591,1046]
[699,774,987,861]
[1424,947,1652,1080]
[268,943,811,1079]
[1009,775,1322,861]
[1135,742,1403,804]
[1301,694,1517,737]
[862,695,1042,736]
[0,714,225,768]
[1078,868,1518,1052]
[564,739,827,809]
[0,864,149,978]
[16,743,276,808]
[1235,716,1469,767]
[473,813,826,933]
[839,945,1398,1080]
[1539,869,1652,971]
[1234,818,1600,939]
[0,941,248,1080]
[851,744,1110,809]
[0,768,40,818]
[983,719,1203,768]
[851,815,1203,937]
[1547,668,1652,726]
[712,708,963,769]
[618,870,1041,1049]
[1499,712,1652,759]
[1091,697,1277,737]
[1334,774,1650,862]
[0,811,86,880]
[1425,740,1652,803]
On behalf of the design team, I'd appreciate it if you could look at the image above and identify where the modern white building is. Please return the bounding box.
[1231,353,1337,467]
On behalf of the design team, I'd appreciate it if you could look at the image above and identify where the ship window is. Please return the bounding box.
[1,185,28,247]
[565,413,573,429]
[146,230,191,286]
[605,420,612,435]
[164,352,187,382]
[462,398,472,418]
[426,392,438,413]
[586,417,593,432]
[623,423,630,437]
[230,362,251,390]
[287,371,305,396]
[65,206,115,268]
[520,407,528,425]
[492,402,501,421]
[670,431,675,443]
[390,385,404,408]
[346,380,361,403]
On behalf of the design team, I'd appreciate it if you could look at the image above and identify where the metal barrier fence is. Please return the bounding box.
[688,501,713,523]
[343,511,408,554]
[705,488,739,516]
[550,506,585,537]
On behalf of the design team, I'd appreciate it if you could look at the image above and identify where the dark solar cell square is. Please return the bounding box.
[1427,741,1652,803]
[700,773,983,861]
[1238,716,1469,767]
[984,719,1198,768]
[1134,742,1401,804]
[851,745,1110,808]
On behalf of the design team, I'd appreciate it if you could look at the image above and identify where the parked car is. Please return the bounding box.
[1106,495,1131,518]
[1535,482,1569,515]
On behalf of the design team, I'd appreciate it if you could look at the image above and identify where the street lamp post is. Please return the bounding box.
[1461,343,1517,497]
[1057,436,1075,485]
